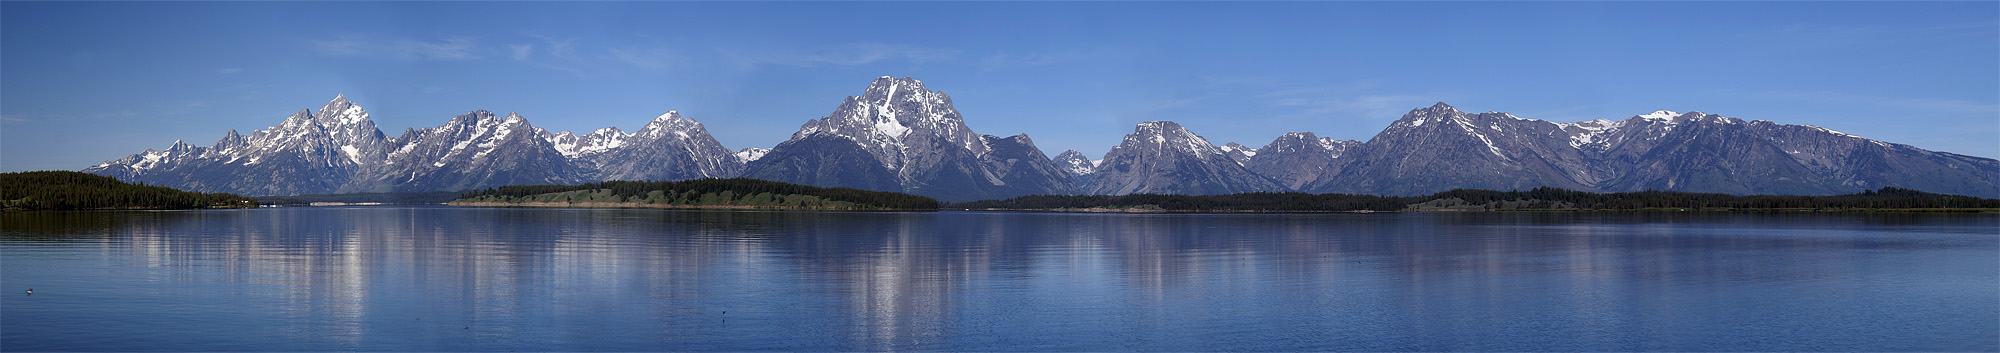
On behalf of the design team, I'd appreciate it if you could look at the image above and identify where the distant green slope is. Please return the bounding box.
[1,171,257,210]
[451,178,939,211]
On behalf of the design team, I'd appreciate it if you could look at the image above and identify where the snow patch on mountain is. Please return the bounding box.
[734,147,770,162]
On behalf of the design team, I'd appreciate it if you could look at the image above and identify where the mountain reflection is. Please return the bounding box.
[2,208,1993,351]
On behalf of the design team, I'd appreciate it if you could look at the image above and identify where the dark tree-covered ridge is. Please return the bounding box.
[454,178,940,211]
[950,187,2000,212]
[2,171,257,210]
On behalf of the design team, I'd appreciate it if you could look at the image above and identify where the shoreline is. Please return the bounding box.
[444,200,935,212]
[953,207,2000,214]
[451,202,2000,214]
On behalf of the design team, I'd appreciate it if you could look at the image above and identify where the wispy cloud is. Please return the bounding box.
[1754,90,2000,115]
[215,68,243,75]
[726,43,959,67]
[979,48,1116,69]
[1256,81,1440,120]
[506,34,587,75]
[507,44,534,61]
[607,47,681,71]
[310,35,481,61]
[529,34,578,59]
[0,114,30,124]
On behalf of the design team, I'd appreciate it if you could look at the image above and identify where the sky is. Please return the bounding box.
[3,2,1997,171]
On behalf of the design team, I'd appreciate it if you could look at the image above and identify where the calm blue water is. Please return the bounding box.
[2,207,1995,351]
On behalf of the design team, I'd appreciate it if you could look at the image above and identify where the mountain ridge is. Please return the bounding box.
[81,78,2000,198]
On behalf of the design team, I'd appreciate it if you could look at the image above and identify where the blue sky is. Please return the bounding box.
[3,2,1996,171]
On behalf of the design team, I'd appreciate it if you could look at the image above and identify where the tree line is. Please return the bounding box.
[458,178,941,210]
[2,171,257,210]
[950,187,2000,212]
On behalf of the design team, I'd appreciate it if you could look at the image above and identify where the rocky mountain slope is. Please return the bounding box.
[740,76,1073,201]
[86,95,743,195]
[82,80,2000,198]
[1083,121,1285,195]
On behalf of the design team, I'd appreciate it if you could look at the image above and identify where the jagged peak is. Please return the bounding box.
[1396,102,1468,128]
[1134,120,1186,131]
[733,147,770,162]
[314,93,371,125]
[653,110,685,122]
[857,76,945,106]
[866,76,925,93]
[1637,110,1681,121]
[1280,131,1319,140]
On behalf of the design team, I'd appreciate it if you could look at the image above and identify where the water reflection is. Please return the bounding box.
[2,209,1995,351]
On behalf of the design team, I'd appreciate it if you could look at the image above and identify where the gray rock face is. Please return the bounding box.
[740,133,902,192]
[741,76,1073,201]
[1579,111,2000,196]
[80,88,2000,198]
[1219,142,1257,166]
[1244,132,1359,190]
[84,95,744,195]
[1310,103,1599,195]
[1052,150,1096,177]
[576,111,743,182]
[734,147,770,163]
[547,127,628,159]
[83,94,390,195]
[1084,121,1285,195]
[360,111,586,192]
[1305,103,2000,197]
[978,134,1079,198]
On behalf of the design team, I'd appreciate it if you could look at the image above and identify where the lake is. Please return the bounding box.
[2,207,1995,351]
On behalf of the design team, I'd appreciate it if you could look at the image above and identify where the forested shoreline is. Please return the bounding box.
[1,171,257,210]
[949,187,2000,213]
[7,170,1991,214]
[452,178,940,211]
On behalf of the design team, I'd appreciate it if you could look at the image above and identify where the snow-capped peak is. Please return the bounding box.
[791,75,988,171]
[1559,118,1626,149]
[549,126,629,158]
[1638,110,1680,121]
[654,110,684,122]
[734,147,770,162]
[316,93,373,127]
[638,110,704,140]
[1127,121,1222,159]
[1053,149,1097,176]
[1220,142,1256,155]
[1399,102,1468,128]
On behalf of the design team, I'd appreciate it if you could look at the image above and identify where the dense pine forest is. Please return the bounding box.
[950,187,2000,212]
[1,171,257,210]
[454,178,940,211]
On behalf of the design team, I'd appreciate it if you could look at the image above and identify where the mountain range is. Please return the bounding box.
[83,76,2000,200]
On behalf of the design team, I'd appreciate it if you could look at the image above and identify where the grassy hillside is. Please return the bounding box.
[1,171,257,210]
[951,187,2000,212]
[452,178,939,211]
